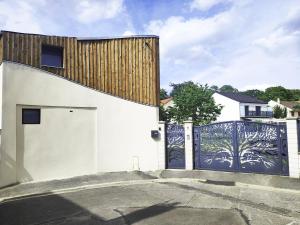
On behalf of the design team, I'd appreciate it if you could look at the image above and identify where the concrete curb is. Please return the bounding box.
[1,177,300,204]
[160,169,300,190]
[0,178,194,203]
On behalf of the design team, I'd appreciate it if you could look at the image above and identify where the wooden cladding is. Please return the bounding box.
[0,31,160,106]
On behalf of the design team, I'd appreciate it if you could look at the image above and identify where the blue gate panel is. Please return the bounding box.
[198,155,238,172]
[194,121,289,176]
[166,124,185,169]
[236,122,282,175]
[194,122,237,172]
[279,124,289,176]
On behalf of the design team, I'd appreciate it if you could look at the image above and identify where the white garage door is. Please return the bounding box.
[16,106,97,182]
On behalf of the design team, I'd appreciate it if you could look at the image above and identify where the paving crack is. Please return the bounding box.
[233,208,252,225]
[114,208,131,225]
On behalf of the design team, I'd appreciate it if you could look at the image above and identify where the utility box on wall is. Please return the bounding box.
[151,130,160,139]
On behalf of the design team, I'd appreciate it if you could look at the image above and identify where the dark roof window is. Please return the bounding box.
[216,92,267,104]
[41,45,63,68]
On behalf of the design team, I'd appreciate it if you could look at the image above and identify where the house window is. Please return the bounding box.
[41,45,63,68]
[244,106,249,116]
[22,108,41,124]
[291,111,295,117]
[255,106,261,116]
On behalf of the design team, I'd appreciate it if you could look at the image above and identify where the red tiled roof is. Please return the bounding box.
[160,97,173,105]
[280,101,300,111]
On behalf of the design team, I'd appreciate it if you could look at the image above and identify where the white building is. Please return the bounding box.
[213,92,272,122]
[269,99,300,118]
[0,31,161,188]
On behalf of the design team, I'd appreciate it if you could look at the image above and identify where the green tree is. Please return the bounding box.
[242,89,266,100]
[293,104,300,111]
[273,105,286,118]
[159,105,171,122]
[169,81,195,97]
[210,85,219,92]
[264,86,294,101]
[219,85,238,93]
[168,82,222,125]
[160,88,168,100]
[290,89,300,101]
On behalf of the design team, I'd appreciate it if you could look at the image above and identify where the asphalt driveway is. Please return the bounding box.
[1,172,300,225]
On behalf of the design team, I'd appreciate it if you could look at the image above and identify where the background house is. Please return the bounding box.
[0,31,160,188]
[160,97,174,108]
[213,92,272,122]
[269,99,300,118]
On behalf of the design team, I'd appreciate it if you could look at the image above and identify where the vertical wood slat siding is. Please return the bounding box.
[0,31,159,106]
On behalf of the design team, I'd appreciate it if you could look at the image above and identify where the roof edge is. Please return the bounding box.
[0,30,159,40]
[214,92,240,103]
[78,35,159,41]
[215,91,268,104]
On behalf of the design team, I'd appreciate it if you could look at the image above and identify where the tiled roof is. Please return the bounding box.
[217,92,267,104]
[280,101,300,111]
[160,97,173,105]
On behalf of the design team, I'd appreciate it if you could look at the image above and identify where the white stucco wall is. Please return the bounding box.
[0,62,159,187]
[213,93,240,121]
[16,106,97,182]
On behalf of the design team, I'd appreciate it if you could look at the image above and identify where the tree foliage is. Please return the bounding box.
[210,85,219,92]
[159,105,170,122]
[264,86,294,101]
[243,86,300,102]
[290,89,300,101]
[242,89,265,100]
[169,81,195,97]
[273,105,287,118]
[293,104,300,110]
[219,85,238,93]
[160,88,168,100]
[166,82,222,125]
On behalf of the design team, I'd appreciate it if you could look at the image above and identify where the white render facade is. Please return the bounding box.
[213,92,272,122]
[0,62,160,188]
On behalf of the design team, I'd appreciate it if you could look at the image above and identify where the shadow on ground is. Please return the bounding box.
[0,191,248,225]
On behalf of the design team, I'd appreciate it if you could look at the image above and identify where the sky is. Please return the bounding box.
[0,0,299,91]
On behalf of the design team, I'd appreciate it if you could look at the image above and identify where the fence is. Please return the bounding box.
[165,124,185,169]
[160,119,300,178]
[194,121,288,175]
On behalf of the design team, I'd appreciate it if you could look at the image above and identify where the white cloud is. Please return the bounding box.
[146,0,300,90]
[145,11,233,57]
[0,0,46,33]
[192,46,300,90]
[123,30,135,36]
[75,0,124,24]
[190,0,231,11]
[254,7,300,57]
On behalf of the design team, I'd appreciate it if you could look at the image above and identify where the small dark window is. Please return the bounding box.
[22,109,41,124]
[41,45,63,68]
[256,106,261,116]
[291,111,295,117]
[244,106,249,116]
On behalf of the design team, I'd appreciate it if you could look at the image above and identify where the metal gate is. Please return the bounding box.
[194,121,289,175]
[166,124,185,169]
